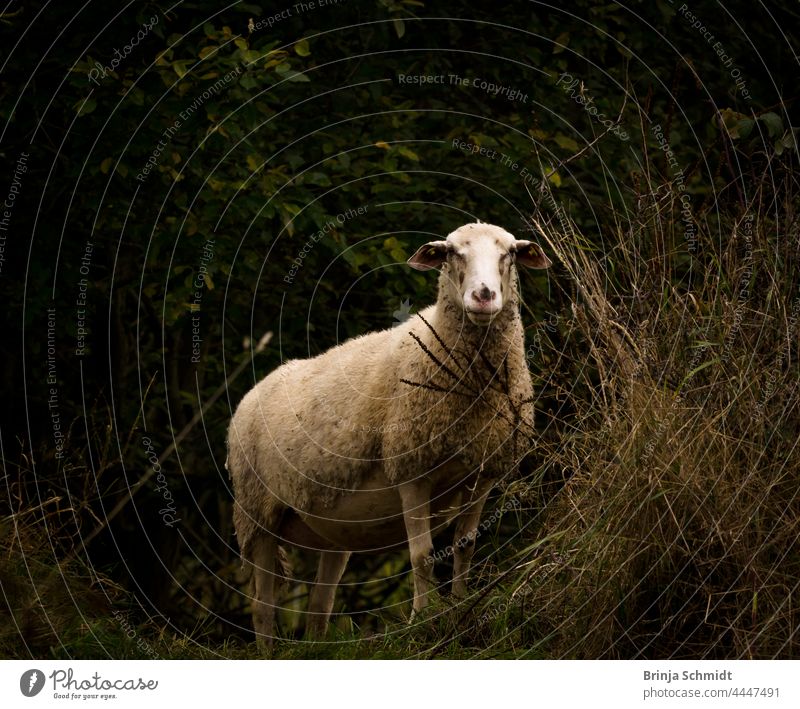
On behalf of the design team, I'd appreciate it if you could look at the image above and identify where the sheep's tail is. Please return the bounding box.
[233,492,291,590]
[227,419,290,587]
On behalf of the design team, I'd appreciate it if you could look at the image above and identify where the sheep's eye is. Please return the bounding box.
[451,251,466,262]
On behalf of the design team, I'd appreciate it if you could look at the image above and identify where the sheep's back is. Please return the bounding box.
[228,326,398,513]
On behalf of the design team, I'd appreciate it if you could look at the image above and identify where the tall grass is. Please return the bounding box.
[474,145,800,658]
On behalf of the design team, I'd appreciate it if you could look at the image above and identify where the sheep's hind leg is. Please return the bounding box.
[306,550,351,638]
[249,534,279,651]
[399,480,435,617]
[451,477,493,600]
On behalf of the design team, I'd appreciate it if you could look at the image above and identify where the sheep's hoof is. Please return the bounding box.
[408,605,431,624]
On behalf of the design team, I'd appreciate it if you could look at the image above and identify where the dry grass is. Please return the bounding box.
[501,152,800,658]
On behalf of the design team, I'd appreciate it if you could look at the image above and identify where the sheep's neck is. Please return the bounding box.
[424,285,526,400]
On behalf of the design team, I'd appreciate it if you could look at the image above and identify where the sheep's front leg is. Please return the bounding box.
[399,480,435,615]
[307,550,351,638]
[451,477,493,600]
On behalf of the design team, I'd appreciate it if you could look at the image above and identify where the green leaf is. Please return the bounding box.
[397,146,420,161]
[678,358,719,392]
[295,39,310,57]
[341,249,359,267]
[781,131,798,153]
[735,118,754,139]
[773,129,798,155]
[242,49,261,65]
[76,97,96,116]
[393,18,405,38]
[307,172,331,186]
[759,112,783,138]
[238,3,265,13]
[554,134,579,152]
[283,69,310,83]
[553,32,570,54]
[719,107,747,135]
[172,59,192,78]
[128,88,145,106]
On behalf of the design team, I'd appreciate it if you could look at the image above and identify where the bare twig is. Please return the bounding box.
[540,89,629,187]
[400,378,472,397]
[408,331,466,388]
[416,312,466,372]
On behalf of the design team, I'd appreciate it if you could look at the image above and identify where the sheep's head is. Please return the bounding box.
[408,223,551,326]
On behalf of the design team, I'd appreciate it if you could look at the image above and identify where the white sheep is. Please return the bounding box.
[227,222,551,646]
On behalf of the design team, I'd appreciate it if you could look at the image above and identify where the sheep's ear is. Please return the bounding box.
[408,241,449,271]
[513,240,552,269]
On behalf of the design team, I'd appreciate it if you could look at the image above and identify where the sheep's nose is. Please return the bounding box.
[472,285,496,304]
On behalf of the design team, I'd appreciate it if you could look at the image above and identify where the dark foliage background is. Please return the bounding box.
[1,0,798,658]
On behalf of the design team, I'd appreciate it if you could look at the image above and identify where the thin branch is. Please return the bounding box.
[408,330,471,393]
[400,378,471,397]
[540,89,629,187]
[416,312,467,372]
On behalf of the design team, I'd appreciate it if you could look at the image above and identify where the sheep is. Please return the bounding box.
[227,222,551,647]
